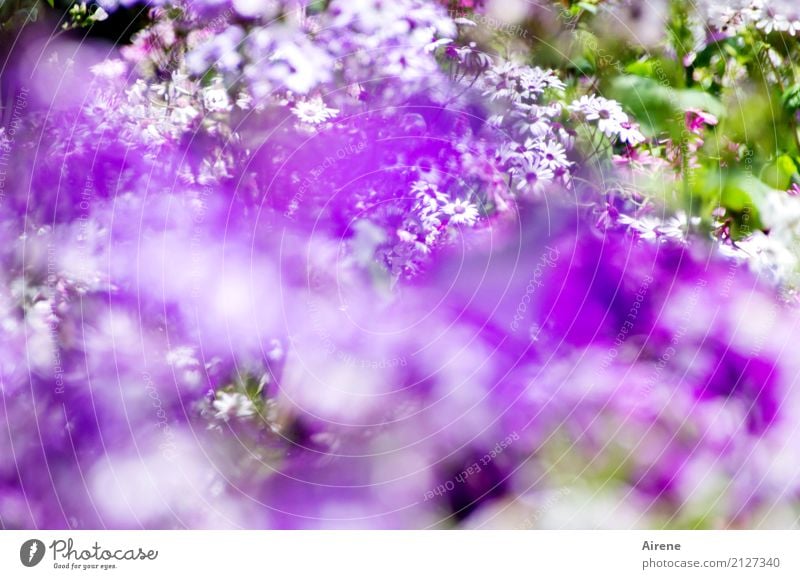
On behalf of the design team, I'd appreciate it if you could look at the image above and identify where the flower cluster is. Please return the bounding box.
[705,0,800,37]
[569,95,645,145]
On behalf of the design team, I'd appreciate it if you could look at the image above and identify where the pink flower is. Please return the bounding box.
[685,108,718,134]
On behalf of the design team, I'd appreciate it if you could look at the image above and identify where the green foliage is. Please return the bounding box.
[782,84,800,113]
[0,0,41,32]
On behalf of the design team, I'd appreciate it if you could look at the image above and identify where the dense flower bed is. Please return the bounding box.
[2,0,800,529]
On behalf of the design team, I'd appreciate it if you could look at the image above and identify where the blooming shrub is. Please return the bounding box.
[2,0,800,529]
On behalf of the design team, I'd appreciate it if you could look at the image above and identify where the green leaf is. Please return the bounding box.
[240,373,267,399]
[781,84,800,112]
[761,154,798,190]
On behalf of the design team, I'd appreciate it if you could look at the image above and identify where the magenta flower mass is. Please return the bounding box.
[2,0,800,530]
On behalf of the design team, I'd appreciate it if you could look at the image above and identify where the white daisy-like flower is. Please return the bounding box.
[569,95,627,137]
[166,346,199,368]
[618,214,662,241]
[443,199,480,227]
[720,231,798,283]
[567,95,596,116]
[519,66,565,97]
[454,17,477,28]
[424,37,453,53]
[538,141,571,171]
[291,96,339,125]
[514,107,552,138]
[616,121,646,145]
[267,338,284,361]
[166,346,202,386]
[203,81,232,113]
[232,0,280,19]
[420,210,443,231]
[515,160,555,195]
[589,104,626,136]
[659,212,693,241]
[411,181,449,206]
[213,392,256,421]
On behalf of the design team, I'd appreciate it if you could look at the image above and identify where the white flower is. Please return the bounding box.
[291,96,339,125]
[519,66,565,95]
[569,95,627,137]
[166,346,198,368]
[267,38,333,94]
[443,199,480,227]
[232,0,280,19]
[483,62,564,104]
[424,37,453,53]
[169,104,199,127]
[167,346,202,387]
[514,108,552,138]
[567,95,595,115]
[538,141,571,171]
[235,91,253,110]
[720,232,798,283]
[616,121,645,145]
[515,160,555,195]
[708,5,740,31]
[757,13,788,34]
[659,212,698,241]
[454,17,477,28]
[618,214,662,241]
[90,59,126,80]
[203,81,232,113]
[590,105,626,136]
[411,181,448,205]
[212,392,256,421]
[267,338,284,361]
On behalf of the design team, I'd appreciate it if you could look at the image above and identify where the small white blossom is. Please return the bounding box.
[443,199,480,227]
[720,232,798,283]
[537,141,571,172]
[235,91,253,110]
[166,346,199,368]
[617,214,662,241]
[90,59,126,80]
[213,392,256,421]
[659,212,697,241]
[411,181,449,206]
[515,164,555,195]
[569,95,628,137]
[616,121,646,145]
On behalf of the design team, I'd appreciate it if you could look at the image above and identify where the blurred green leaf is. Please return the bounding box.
[609,75,724,136]
[761,154,798,190]
[782,84,800,112]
